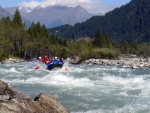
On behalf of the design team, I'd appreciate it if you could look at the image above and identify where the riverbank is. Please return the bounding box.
[81,55,150,69]
[2,55,150,70]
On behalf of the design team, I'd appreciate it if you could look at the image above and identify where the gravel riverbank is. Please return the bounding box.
[81,55,150,69]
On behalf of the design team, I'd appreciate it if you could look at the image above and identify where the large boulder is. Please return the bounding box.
[0,80,70,113]
[0,80,30,100]
[0,80,8,95]
[70,56,81,64]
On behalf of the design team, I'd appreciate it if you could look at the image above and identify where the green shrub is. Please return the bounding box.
[79,49,91,62]
[0,53,8,61]
[91,48,119,59]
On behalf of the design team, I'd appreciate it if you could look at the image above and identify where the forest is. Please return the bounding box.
[48,0,150,43]
[0,8,150,63]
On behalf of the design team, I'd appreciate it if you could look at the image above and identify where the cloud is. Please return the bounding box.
[42,0,92,7]
[19,1,41,9]
[19,0,102,13]
[18,0,129,14]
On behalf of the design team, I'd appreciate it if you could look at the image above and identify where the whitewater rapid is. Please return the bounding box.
[0,62,150,113]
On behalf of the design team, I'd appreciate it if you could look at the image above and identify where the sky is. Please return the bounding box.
[0,0,131,14]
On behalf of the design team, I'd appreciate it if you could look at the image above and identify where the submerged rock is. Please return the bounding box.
[4,58,25,63]
[70,56,81,64]
[0,80,70,113]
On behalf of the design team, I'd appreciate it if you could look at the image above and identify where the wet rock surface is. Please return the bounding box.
[0,80,70,113]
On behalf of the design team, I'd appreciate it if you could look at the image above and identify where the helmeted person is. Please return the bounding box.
[33,57,37,61]
[59,57,64,62]
[41,55,51,64]
[38,57,42,64]
[39,56,42,60]
[55,56,58,59]
[41,56,46,64]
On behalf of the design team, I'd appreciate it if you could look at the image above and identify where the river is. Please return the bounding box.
[0,61,150,113]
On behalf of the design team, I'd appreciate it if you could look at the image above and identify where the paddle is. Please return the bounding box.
[34,66,40,70]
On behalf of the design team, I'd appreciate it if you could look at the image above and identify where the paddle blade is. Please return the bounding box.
[35,66,40,70]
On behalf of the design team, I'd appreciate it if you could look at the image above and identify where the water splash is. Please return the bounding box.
[0,62,150,113]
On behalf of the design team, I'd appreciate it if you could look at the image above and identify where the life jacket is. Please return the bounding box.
[41,56,51,64]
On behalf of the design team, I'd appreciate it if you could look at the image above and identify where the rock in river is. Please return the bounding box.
[0,80,70,113]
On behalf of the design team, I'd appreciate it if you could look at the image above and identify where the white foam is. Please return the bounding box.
[71,109,111,113]
[8,70,94,88]
[114,103,150,113]
[49,74,93,87]
[102,75,144,85]
[71,102,150,113]
[6,67,17,73]
[1,62,150,113]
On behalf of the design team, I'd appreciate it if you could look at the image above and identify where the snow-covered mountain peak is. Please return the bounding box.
[5,5,93,28]
[18,6,32,13]
[37,4,46,9]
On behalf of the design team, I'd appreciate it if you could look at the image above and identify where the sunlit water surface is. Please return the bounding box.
[0,62,150,113]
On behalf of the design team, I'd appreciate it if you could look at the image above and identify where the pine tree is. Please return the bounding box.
[120,41,129,54]
[12,9,23,27]
[104,32,111,48]
[93,30,101,47]
[11,9,27,56]
[41,25,48,37]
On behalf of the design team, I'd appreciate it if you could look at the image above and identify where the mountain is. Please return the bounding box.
[48,0,150,43]
[5,5,93,28]
[0,6,31,27]
[0,5,11,19]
